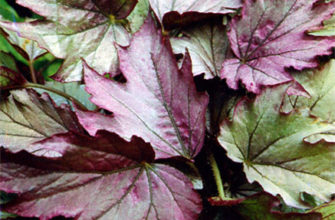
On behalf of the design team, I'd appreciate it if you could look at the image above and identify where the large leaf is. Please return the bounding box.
[171,22,230,79]
[0,89,83,153]
[0,0,138,82]
[308,200,335,220]
[0,131,202,220]
[221,0,335,93]
[77,16,209,159]
[218,84,335,208]
[149,0,241,28]
[281,59,335,122]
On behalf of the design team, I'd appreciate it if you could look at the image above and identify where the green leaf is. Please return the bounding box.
[309,14,335,36]
[127,0,149,33]
[282,59,335,122]
[0,50,17,71]
[0,27,47,61]
[235,193,321,220]
[218,83,335,208]
[171,22,230,79]
[34,81,96,111]
[0,0,139,82]
[308,200,335,219]
[0,89,83,154]
[0,0,22,22]
[0,31,27,64]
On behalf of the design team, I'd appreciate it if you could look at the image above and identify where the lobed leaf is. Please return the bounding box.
[0,89,83,153]
[221,0,335,93]
[0,0,138,82]
[0,131,202,220]
[77,16,209,159]
[218,84,335,208]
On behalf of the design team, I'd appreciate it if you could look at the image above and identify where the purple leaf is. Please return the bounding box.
[77,16,209,159]
[149,0,241,28]
[1,131,202,220]
[0,89,83,154]
[221,0,335,93]
[0,0,137,82]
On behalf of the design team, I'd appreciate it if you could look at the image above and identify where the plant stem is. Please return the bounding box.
[208,151,225,199]
[28,60,37,84]
[5,83,88,110]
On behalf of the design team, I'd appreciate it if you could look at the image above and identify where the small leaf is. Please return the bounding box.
[0,89,83,153]
[77,16,209,159]
[149,0,241,28]
[218,84,335,208]
[34,81,96,111]
[0,0,138,82]
[171,22,231,79]
[221,0,335,93]
[0,131,202,220]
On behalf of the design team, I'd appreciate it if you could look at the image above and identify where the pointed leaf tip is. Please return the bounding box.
[221,0,335,93]
[78,16,208,159]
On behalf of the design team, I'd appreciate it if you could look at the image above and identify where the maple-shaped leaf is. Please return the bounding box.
[149,0,241,28]
[308,200,335,219]
[0,131,202,220]
[218,84,335,208]
[281,59,335,122]
[221,0,335,93]
[0,89,83,153]
[0,0,138,82]
[77,16,209,159]
[171,22,230,79]
[235,192,321,220]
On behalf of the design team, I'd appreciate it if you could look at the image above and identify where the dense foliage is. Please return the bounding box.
[1,0,335,219]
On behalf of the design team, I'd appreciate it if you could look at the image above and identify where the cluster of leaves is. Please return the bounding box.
[1,0,335,219]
